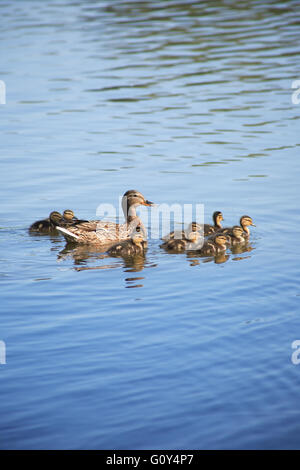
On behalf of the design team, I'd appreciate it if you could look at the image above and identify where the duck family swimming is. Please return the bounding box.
[28,189,256,259]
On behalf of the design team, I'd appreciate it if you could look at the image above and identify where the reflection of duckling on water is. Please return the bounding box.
[203,211,224,236]
[107,231,148,258]
[29,211,63,232]
[195,233,228,256]
[218,215,255,238]
[225,226,247,245]
[160,230,202,252]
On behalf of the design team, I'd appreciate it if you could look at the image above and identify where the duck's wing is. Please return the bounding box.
[57,221,132,245]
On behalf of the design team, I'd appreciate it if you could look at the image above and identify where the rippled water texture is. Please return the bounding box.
[1,0,300,450]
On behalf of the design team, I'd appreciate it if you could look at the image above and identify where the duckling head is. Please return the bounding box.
[240,215,255,227]
[49,211,63,225]
[132,232,145,245]
[63,209,76,221]
[213,211,224,225]
[240,215,255,235]
[214,233,228,248]
[232,226,244,239]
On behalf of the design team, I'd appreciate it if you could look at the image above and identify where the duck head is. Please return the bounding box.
[122,190,154,221]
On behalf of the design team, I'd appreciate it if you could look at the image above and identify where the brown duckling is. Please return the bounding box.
[29,211,63,232]
[203,211,224,236]
[195,233,228,256]
[61,210,88,226]
[107,232,148,258]
[226,226,247,245]
[162,221,202,242]
[218,215,255,238]
[161,230,202,252]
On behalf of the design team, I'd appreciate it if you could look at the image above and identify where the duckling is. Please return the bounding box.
[203,211,224,236]
[61,210,88,226]
[62,210,77,223]
[195,233,228,256]
[162,221,202,242]
[29,211,63,232]
[161,230,202,252]
[226,226,247,245]
[107,231,148,257]
[218,215,255,238]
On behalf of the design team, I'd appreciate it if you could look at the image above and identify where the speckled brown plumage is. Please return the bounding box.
[57,190,154,245]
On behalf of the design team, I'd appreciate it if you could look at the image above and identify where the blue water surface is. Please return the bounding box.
[1,0,300,450]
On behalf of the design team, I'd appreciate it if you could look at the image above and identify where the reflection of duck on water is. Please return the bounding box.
[58,228,148,272]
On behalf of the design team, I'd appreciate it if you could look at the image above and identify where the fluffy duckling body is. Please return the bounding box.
[107,232,148,257]
[225,226,247,245]
[196,233,228,256]
[162,221,202,242]
[57,190,154,245]
[161,230,202,252]
[203,211,224,236]
[162,212,223,241]
[29,211,63,232]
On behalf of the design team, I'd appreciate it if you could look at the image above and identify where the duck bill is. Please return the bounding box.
[251,223,256,227]
[142,200,154,207]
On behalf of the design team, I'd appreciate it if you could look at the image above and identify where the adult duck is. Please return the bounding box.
[57,190,154,245]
